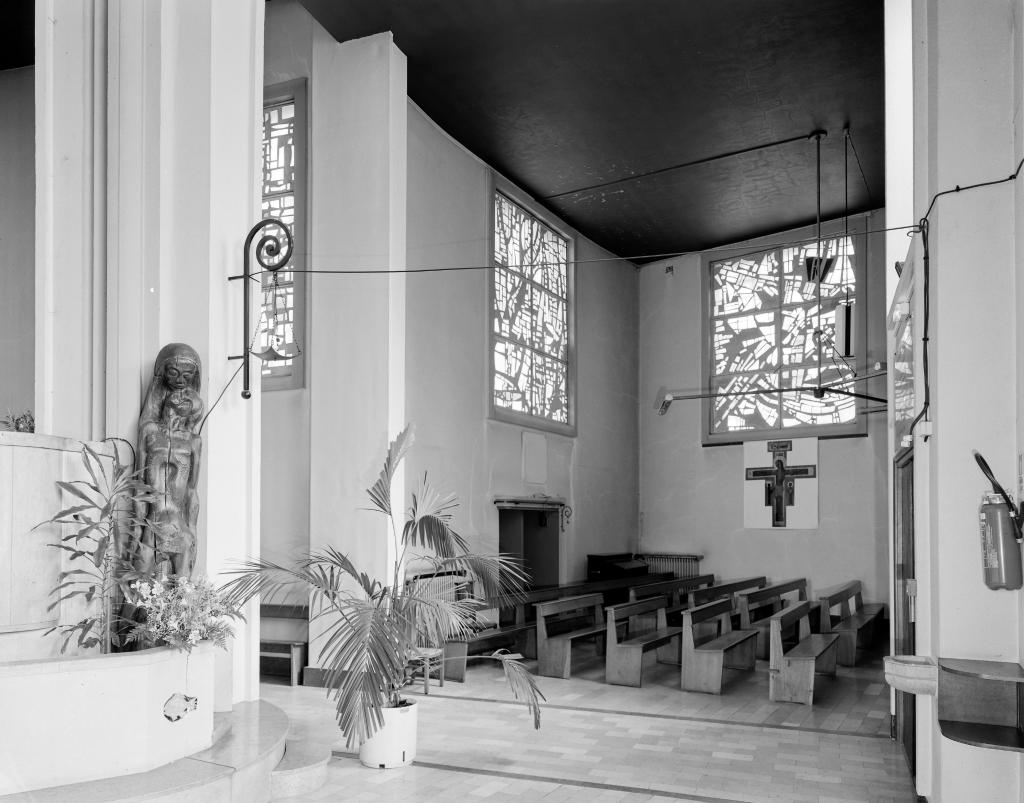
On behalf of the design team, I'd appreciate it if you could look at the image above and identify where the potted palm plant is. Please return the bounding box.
[223,425,544,767]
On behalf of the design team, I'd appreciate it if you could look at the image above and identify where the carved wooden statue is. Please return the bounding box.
[136,343,203,577]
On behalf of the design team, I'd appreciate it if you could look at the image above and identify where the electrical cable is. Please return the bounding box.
[904,155,1024,442]
[846,127,874,206]
[543,131,819,200]
[907,217,930,440]
[253,221,919,279]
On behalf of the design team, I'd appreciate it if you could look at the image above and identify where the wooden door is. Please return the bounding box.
[893,448,916,777]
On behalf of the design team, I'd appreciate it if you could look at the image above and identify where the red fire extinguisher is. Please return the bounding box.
[973,451,1024,590]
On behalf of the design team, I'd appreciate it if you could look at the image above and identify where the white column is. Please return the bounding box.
[306,32,407,673]
[911,1,1021,799]
[35,0,107,440]
[39,0,266,703]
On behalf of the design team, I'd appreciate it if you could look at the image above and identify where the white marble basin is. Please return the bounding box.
[884,655,938,696]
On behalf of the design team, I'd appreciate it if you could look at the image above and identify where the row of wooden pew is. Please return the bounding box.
[531,575,885,704]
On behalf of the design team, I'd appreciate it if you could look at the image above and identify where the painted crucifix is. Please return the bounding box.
[744,440,817,527]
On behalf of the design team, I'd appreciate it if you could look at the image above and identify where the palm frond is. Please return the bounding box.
[316,598,410,747]
[366,424,414,517]
[491,649,545,729]
[221,423,546,747]
[402,479,468,557]
[434,553,530,606]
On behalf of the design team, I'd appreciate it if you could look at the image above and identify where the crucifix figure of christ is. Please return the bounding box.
[744,440,817,527]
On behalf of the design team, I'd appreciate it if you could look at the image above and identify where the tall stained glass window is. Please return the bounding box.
[706,234,862,441]
[260,86,305,390]
[492,192,573,430]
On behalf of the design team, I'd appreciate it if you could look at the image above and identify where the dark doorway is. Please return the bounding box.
[893,447,916,777]
[498,508,560,587]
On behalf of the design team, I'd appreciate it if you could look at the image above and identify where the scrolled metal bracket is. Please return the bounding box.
[560,505,573,532]
[228,218,294,399]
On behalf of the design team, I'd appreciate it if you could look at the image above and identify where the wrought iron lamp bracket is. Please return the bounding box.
[228,218,294,399]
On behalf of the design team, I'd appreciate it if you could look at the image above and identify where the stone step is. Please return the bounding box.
[2,700,288,803]
[269,740,332,799]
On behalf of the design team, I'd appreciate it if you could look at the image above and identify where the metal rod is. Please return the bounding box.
[544,129,825,200]
[231,219,294,399]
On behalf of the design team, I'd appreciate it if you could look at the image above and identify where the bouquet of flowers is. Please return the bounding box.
[129,576,242,653]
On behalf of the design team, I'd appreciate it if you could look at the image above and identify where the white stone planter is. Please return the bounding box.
[0,642,216,795]
[358,699,418,768]
[0,432,114,661]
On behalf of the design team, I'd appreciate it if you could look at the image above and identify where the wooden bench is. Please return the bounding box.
[604,597,683,686]
[260,603,309,686]
[817,580,885,666]
[259,639,306,686]
[737,578,817,659]
[768,600,839,705]
[443,622,533,682]
[628,574,715,623]
[690,576,768,609]
[444,573,676,681]
[680,598,758,694]
[536,593,606,678]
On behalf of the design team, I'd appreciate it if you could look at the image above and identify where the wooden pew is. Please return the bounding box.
[446,572,677,681]
[535,593,606,678]
[628,574,715,623]
[690,576,768,609]
[817,580,885,666]
[737,578,815,659]
[768,600,839,705]
[443,623,533,682]
[680,598,758,694]
[604,597,682,686]
[406,570,532,683]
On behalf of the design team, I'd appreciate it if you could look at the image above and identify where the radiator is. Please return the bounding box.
[636,553,703,579]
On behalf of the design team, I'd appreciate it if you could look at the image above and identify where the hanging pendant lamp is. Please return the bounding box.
[804,130,835,283]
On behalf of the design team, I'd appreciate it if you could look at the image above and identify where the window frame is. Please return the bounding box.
[488,177,577,437]
[260,79,308,392]
[700,217,868,446]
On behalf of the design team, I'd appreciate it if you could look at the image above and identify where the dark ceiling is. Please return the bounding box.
[2,1,33,72]
[298,0,885,262]
[6,1,884,262]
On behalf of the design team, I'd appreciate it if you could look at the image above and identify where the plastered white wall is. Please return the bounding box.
[262,1,315,597]
[907,1,1023,799]
[0,67,34,419]
[404,105,640,582]
[638,212,889,602]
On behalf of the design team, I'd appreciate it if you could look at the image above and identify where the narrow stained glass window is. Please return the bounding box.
[492,193,572,427]
[708,235,859,437]
[260,92,305,389]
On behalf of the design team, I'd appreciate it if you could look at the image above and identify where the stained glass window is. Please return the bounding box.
[492,192,572,428]
[260,90,305,389]
[707,235,860,438]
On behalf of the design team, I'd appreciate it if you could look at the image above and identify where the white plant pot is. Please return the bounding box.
[358,700,418,768]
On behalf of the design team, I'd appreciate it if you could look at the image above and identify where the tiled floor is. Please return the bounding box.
[262,642,917,802]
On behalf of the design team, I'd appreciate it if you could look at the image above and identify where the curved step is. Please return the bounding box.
[270,740,331,799]
[2,700,288,802]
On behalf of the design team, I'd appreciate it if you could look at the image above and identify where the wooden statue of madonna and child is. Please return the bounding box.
[134,342,204,579]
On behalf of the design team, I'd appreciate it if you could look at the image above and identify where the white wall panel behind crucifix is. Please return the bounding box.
[743,437,818,529]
